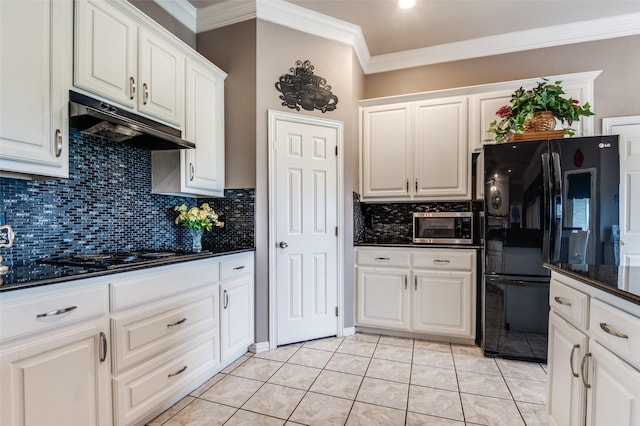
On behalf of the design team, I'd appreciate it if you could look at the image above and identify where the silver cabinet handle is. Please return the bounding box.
[433,259,450,264]
[554,296,572,307]
[279,241,288,249]
[374,257,390,261]
[404,275,407,290]
[129,76,136,99]
[37,305,77,318]
[223,289,229,309]
[233,265,245,270]
[414,276,417,290]
[580,353,591,389]
[143,83,149,105]
[167,318,187,328]
[54,129,63,157]
[189,163,195,181]
[600,323,629,339]
[168,365,187,378]
[406,179,409,192]
[100,332,108,363]
[570,344,580,378]
[415,179,418,192]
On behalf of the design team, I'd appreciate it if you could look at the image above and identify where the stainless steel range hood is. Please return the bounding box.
[68,91,195,150]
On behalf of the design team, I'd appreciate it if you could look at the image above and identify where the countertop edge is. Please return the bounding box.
[0,248,255,292]
[544,263,640,306]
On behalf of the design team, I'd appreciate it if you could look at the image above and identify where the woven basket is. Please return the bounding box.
[524,111,556,132]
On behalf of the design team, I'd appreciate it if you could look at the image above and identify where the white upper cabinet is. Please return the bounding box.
[413,96,468,199]
[360,103,412,199]
[468,89,513,152]
[74,0,137,109]
[0,0,72,179]
[152,57,226,197]
[360,97,469,201]
[74,0,185,129]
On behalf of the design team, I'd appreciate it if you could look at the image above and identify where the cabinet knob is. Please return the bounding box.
[190,163,195,181]
[143,83,149,105]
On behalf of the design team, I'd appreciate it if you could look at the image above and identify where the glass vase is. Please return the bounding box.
[189,228,204,253]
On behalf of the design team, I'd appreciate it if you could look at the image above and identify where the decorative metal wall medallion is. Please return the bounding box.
[275,60,338,113]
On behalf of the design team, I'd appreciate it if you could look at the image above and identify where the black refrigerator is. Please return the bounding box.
[481,135,620,362]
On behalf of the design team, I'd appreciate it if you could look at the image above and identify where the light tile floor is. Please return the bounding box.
[147,333,548,426]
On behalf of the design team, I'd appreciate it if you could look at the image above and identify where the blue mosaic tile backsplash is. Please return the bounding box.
[0,129,254,265]
[353,192,482,244]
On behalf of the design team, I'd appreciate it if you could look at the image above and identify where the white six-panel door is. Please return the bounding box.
[270,111,341,346]
[603,117,640,266]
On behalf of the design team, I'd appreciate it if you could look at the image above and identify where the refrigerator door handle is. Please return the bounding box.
[551,152,563,262]
[541,152,552,263]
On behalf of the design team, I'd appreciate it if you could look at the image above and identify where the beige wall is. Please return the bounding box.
[255,20,361,340]
[364,35,640,134]
[128,0,196,48]
[197,20,257,188]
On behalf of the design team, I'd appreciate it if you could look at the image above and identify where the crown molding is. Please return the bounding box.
[367,12,640,74]
[159,1,640,75]
[152,0,197,33]
[197,0,256,33]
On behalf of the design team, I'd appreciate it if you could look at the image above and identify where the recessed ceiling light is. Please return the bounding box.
[398,0,416,10]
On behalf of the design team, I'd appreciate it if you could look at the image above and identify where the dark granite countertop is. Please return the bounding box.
[355,242,482,249]
[0,248,255,292]
[545,263,640,305]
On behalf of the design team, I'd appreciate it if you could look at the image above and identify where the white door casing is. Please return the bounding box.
[603,116,640,266]
[268,110,344,347]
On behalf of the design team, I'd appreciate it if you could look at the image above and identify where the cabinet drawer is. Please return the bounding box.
[111,287,218,373]
[0,282,108,342]
[110,259,219,311]
[589,298,640,371]
[220,253,254,281]
[112,331,219,426]
[549,278,589,329]
[412,249,475,271]
[356,249,411,267]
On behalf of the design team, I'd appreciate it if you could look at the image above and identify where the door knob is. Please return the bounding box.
[279,241,288,248]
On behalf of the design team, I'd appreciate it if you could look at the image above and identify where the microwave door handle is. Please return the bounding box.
[541,153,552,263]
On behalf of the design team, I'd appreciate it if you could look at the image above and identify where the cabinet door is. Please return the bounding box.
[220,276,254,362]
[586,341,640,426]
[0,320,111,426]
[183,58,225,196]
[74,0,137,108]
[547,311,588,426]
[468,90,512,152]
[0,0,71,178]
[413,96,469,200]
[356,267,411,330]
[361,104,412,199]
[412,270,474,337]
[138,28,184,127]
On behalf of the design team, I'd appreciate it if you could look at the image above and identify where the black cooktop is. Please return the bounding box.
[41,250,202,270]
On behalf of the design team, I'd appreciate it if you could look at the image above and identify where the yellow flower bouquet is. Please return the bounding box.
[174,203,224,231]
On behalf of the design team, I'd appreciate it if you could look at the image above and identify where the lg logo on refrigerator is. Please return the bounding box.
[599,142,611,148]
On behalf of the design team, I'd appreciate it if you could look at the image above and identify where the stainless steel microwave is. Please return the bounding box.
[413,212,474,244]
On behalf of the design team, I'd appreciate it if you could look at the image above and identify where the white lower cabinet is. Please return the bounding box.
[219,253,255,364]
[547,271,640,426]
[1,253,255,426]
[0,280,112,426]
[355,247,476,341]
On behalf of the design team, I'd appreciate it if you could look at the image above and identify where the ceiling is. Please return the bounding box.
[184,0,640,56]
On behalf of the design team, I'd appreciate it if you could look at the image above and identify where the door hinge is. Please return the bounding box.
[335,226,338,236]
[335,146,338,156]
[335,306,339,317]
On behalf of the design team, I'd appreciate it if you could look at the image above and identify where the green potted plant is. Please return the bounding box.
[488,78,595,143]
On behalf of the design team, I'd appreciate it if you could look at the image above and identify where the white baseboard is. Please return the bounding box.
[342,326,356,337]
[249,341,270,353]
